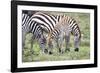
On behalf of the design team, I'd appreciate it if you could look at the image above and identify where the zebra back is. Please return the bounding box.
[22,11,43,40]
[47,15,81,41]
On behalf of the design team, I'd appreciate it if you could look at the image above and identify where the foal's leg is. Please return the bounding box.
[48,42,53,54]
[57,34,64,54]
[65,32,70,52]
[74,35,80,52]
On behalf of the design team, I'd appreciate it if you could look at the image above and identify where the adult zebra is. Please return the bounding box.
[31,12,81,53]
[47,16,81,53]
[22,11,47,54]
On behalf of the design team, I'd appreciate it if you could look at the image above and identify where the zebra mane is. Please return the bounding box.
[22,10,37,17]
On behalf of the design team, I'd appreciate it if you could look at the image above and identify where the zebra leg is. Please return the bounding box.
[48,42,53,54]
[47,38,53,54]
[65,33,70,52]
[57,34,64,54]
[56,39,61,53]
[57,40,64,54]
[74,36,80,52]
[39,35,48,54]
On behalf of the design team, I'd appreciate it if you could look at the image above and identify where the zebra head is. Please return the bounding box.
[47,32,54,48]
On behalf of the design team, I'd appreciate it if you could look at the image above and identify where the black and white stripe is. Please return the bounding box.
[31,12,63,33]
[22,11,81,54]
[47,16,81,52]
[51,16,81,39]
[30,12,81,52]
[22,11,47,54]
[22,12,43,39]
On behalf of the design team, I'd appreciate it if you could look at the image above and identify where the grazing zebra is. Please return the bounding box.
[47,16,81,53]
[30,12,81,54]
[22,11,47,54]
[30,12,65,54]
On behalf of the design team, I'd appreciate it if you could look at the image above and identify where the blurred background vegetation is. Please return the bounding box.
[22,11,90,62]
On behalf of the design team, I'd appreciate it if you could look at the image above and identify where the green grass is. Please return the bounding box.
[22,12,90,62]
[23,45,90,62]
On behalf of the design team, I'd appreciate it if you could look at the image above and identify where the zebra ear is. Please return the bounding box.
[22,10,28,14]
[28,11,38,17]
[28,11,36,17]
[22,10,37,17]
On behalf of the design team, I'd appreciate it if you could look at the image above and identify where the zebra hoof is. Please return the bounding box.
[65,48,70,52]
[44,49,48,54]
[74,48,79,52]
[58,48,62,53]
[49,51,53,55]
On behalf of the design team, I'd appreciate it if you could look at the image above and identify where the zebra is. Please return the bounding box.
[22,11,47,54]
[30,12,64,54]
[47,16,81,53]
[31,12,81,54]
[27,12,81,54]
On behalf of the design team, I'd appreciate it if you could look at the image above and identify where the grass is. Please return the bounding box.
[22,12,90,62]
[23,45,90,62]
